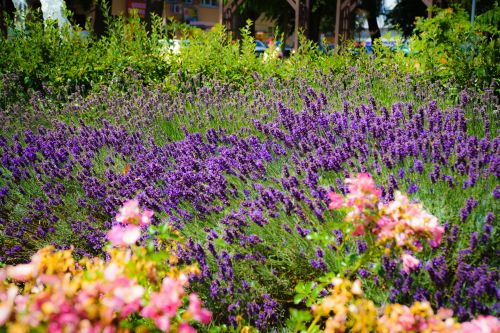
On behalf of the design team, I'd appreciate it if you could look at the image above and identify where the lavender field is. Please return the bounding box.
[0,9,499,333]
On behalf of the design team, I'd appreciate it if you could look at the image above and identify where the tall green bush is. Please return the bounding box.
[411,7,499,86]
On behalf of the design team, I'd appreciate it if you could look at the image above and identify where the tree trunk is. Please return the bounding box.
[93,0,108,38]
[308,7,321,43]
[145,0,163,32]
[231,8,256,40]
[0,0,6,38]
[366,13,380,40]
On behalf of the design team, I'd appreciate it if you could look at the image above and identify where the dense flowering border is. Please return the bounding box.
[289,174,499,333]
[328,173,444,274]
[0,178,498,332]
[0,200,211,332]
[292,278,499,333]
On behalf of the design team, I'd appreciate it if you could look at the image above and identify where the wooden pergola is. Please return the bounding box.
[219,0,435,48]
[334,0,357,46]
[219,0,310,50]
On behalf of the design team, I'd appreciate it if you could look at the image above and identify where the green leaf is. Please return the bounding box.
[294,294,305,304]
[158,222,169,235]
[147,225,157,235]
[146,240,155,253]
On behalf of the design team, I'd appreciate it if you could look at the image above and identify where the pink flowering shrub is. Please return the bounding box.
[288,174,499,332]
[329,173,444,274]
[107,199,154,247]
[0,200,211,332]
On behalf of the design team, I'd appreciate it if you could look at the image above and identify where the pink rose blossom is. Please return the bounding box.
[107,225,141,247]
[0,286,17,326]
[113,284,144,304]
[460,315,500,333]
[115,199,140,224]
[401,253,420,273]
[346,173,381,198]
[140,209,154,226]
[187,294,212,324]
[328,192,344,210]
[429,224,444,248]
[155,315,171,332]
[103,263,123,281]
[178,322,196,333]
[6,263,37,282]
[141,277,185,331]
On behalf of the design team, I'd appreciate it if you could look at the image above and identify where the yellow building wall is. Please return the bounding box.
[111,0,127,16]
[164,4,182,21]
[197,6,219,23]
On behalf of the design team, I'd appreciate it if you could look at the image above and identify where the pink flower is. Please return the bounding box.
[429,224,444,248]
[401,253,420,273]
[397,309,416,330]
[141,277,185,331]
[140,209,154,226]
[154,315,171,332]
[98,277,144,319]
[351,280,363,296]
[460,315,500,333]
[116,199,140,224]
[346,173,381,198]
[6,263,37,282]
[178,323,196,333]
[103,263,123,281]
[187,294,212,324]
[107,225,141,247]
[0,286,17,325]
[344,173,381,211]
[352,222,366,236]
[328,192,344,210]
[113,284,144,304]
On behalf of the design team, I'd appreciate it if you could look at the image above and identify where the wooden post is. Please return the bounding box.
[286,0,299,50]
[222,0,244,37]
[334,0,341,47]
[422,0,433,18]
[219,0,223,25]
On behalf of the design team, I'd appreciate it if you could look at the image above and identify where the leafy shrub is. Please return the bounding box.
[0,200,212,332]
[411,7,499,86]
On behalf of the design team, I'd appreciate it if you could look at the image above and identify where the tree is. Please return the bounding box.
[386,0,427,37]
[145,0,163,32]
[387,0,498,38]
[357,0,383,40]
[257,0,337,42]
[93,0,110,37]
[0,0,8,37]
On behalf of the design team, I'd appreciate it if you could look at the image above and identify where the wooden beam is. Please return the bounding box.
[294,0,299,50]
[285,0,300,50]
[223,0,243,15]
[421,0,433,17]
[334,0,341,46]
[219,0,223,24]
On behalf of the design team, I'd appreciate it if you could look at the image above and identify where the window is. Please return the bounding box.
[184,0,193,3]
[201,0,218,7]
[171,4,181,13]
